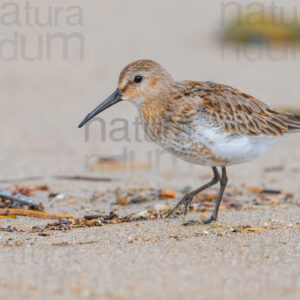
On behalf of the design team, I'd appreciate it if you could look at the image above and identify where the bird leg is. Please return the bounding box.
[165,167,220,218]
[202,167,228,224]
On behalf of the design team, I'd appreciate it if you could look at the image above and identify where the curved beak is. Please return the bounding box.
[78,88,122,128]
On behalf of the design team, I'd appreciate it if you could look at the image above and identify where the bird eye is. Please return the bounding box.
[134,75,143,83]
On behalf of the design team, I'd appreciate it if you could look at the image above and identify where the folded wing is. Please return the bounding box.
[184,81,300,136]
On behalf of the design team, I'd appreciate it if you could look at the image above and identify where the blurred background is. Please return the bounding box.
[0,0,300,188]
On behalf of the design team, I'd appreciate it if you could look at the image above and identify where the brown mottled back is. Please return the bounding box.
[179,81,300,136]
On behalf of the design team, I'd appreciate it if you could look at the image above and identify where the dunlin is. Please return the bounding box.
[79,59,300,223]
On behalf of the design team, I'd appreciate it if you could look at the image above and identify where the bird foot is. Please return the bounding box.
[202,216,216,224]
[165,193,194,218]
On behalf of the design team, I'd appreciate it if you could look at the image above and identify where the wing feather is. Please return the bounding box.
[182,81,300,136]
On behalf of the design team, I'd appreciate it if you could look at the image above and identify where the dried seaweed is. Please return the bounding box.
[0,183,295,235]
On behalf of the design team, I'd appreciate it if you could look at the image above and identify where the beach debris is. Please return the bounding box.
[245,227,262,232]
[0,188,43,210]
[117,195,128,206]
[229,225,263,233]
[0,215,16,219]
[87,155,150,172]
[111,187,158,205]
[182,220,202,226]
[261,189,281,195]
[0,181,295,236]
[247,186,282,194]
[264,166,284,173]
[159,189,175,198]
[52,241,98,246]
[30,218,102,232]
[88,155,123,172]
[103,183,294,216]
[48,192,59,198]
[199,213,208,220]
[135,210,149,218]
[53,194,65,201]
[271,198,279,205]
[69,198,76,205]
[0,176,43,183]
[4,240,24,247]
[154,204,172,211]
[29,209,165,233]
[11,184,49,195]
[0,208,73,219]
[54,175,112,182]
[0,225,20,232]
[247,186,263,193]
[38,232,50,237]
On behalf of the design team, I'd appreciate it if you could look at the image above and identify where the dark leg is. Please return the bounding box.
[202,167,228,224]
[165,167,220,218]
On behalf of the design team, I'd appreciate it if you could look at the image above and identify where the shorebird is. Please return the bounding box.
[79,59,300,223]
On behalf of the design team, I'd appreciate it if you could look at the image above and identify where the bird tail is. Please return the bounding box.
[281,112,300,133]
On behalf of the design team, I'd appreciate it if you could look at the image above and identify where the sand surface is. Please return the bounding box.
[1,1,300,299]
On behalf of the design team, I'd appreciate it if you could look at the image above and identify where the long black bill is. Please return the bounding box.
[78,88,122,128]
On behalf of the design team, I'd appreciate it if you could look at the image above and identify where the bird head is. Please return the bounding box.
[78,59,173,128]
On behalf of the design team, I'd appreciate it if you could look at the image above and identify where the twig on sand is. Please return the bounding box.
[0,208,73,219]
[54,175,112,182]
[261,189,281,194]
[0,189,42,209]
[0,176,43,183]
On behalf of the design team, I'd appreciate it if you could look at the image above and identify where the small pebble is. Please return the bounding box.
[136,210,148,218]
[154,204,171,211]
[54,194,65,201]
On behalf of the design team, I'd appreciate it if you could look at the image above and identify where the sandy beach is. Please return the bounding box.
[1,1,300,299]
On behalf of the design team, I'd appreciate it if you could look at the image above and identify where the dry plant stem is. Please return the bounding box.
[0,208,73,219]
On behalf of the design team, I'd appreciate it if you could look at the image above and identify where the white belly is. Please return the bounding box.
[197,127,282,166]
[147,123,282,166]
